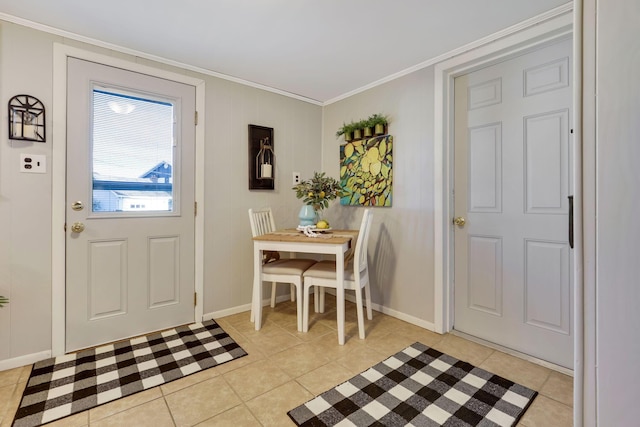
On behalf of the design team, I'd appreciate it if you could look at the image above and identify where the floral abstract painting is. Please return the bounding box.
[340,135,392,207]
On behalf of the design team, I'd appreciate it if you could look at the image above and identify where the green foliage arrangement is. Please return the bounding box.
[0,296,8,308]
[292,172,344,211]
[336,113,389,139]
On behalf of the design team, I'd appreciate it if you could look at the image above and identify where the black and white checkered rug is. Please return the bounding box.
[12,319,246,427]
[288,342,537,427]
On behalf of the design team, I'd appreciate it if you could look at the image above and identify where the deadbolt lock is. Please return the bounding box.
[71,201,84,211]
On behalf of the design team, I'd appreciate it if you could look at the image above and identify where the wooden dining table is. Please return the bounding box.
[252,228,358,345]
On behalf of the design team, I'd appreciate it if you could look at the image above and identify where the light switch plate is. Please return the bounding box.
[20,154,46,173]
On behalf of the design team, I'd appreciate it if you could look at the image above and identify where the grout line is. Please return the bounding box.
[160,395,177,427]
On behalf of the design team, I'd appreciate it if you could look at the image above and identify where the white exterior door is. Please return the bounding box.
[453,38,573,368]
[66,58,196,352]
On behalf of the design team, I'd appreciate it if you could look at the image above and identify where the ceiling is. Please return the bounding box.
[0,0,569,104]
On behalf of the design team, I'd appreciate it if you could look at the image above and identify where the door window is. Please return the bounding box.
[92,88,175,213]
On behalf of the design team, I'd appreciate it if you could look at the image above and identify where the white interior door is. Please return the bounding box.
[453,38,573,368]
[65,58,196,352]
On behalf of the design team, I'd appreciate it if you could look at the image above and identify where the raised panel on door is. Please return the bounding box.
[89,240,128,319]
[148,236,180,308]
[467,236,503,316]
[524,109,569,214]
[468,78,502,110]
[525,239,570,334]
[468,123,502,213]
[524,57,570,97]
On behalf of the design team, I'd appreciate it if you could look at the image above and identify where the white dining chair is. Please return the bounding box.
[248,207,316,331]
[302,209,374,340]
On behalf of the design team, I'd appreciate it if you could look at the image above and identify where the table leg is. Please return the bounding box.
[336,249,345,345]
[253,244,263,330]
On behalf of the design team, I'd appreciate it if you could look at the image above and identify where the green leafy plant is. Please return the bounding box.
[0,296,8,308]
[292,172,344,211]
[368,113,389,127]
[335,122,348,138]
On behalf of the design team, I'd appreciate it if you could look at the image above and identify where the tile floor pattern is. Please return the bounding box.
[0,299,573,427]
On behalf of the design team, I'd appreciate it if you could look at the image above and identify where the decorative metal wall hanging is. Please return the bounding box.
[248,124,275,190]
[8,95,46,142]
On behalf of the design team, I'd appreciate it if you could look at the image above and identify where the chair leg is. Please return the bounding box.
[302,282,312,332]
[270,282,277,308]
[290,284,296,302]
[364,280,373,320]
[319,287,325,313]
[313,287,319,313]
[355,288,366,339]
[295,281,303,332]
[250,281,261,322]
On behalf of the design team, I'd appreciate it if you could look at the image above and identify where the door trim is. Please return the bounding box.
[52,44,206,356]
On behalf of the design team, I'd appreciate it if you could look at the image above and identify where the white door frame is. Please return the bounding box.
[51,44,206,356]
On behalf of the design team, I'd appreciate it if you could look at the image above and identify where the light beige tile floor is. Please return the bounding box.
[0,298,573,427]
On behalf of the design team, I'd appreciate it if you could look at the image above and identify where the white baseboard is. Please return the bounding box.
[202,294,293,321]
[204,292,436,333]
[338,291,437,332]
[368,301,436,332]
[0,350,51,372]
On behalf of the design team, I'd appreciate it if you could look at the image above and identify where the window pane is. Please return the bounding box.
[92,89,175,213]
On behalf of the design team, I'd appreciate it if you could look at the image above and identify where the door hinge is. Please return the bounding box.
[194,111,198,126]
[194,201,198,216]
[194,292,197,306]
[64,223,67,232]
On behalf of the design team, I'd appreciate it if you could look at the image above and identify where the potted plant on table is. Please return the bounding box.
[292,172,343,227]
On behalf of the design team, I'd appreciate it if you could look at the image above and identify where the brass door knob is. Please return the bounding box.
[71,222,85,233]
[453,217,466,226]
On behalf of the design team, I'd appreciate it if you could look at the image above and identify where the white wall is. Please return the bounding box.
[0,22,54,362]
[322,68,436,325]
[592,0,640,424]
[0,20,322,363]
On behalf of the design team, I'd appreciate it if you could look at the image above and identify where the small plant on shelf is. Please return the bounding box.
[363,117,375,137]
[368,113,389,135]
[336,122,355,141]
[352,120,365,140]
